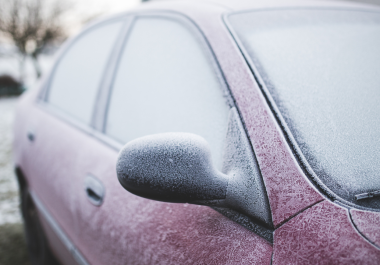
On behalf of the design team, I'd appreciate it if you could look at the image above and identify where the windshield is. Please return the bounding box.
[228,9,380,209]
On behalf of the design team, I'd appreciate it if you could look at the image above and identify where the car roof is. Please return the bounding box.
[140,0,380,13]
[87,0,379,30]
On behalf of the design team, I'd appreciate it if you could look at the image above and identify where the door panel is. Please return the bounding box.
[15,101,86,261]
[74,135,273,264]
[15,19,125,264]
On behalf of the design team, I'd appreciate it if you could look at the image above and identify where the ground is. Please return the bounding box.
[0,97,30,265]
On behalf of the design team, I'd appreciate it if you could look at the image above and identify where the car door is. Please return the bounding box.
[21,17,127,264]
[73,13,273,264]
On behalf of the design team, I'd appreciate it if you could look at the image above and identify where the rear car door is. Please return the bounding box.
[18,17,127,264]
[74,13,273,264]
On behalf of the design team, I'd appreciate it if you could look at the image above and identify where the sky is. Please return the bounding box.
[65,0,141,35]
[78,0,141,14]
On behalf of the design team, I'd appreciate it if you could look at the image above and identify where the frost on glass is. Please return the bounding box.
[106,18,230,169]
[229,10,380,208]
[48,21,123,124]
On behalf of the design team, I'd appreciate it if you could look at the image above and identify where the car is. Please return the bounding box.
[13,0,380,264]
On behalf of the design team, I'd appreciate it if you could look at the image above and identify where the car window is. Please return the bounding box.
[47,20,124,125]
[105,17,230,169]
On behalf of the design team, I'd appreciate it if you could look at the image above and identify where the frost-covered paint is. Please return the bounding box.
[12,0,380,264]
[273,201,380,264]
[351,209,380,249]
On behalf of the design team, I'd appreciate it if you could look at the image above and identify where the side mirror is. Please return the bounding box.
[116,108,272,229]
[116,133,229,204]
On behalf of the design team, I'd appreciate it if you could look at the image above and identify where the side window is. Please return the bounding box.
[106,17,230,169]
[47,20,124,125]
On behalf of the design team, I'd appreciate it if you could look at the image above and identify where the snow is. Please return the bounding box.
[0,43,55,90]
[0,97,21,225]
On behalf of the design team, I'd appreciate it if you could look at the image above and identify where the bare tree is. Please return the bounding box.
[0,0,70,81]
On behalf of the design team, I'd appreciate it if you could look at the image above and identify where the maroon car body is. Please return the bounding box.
[13,0,380,264]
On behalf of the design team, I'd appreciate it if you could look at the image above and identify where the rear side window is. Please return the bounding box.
[105,17,230,169]
[47,21,124,125]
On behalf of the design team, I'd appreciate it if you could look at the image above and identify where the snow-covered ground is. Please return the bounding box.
[0,44,55,90]
[0,44,54,226]
[0,97,21,225]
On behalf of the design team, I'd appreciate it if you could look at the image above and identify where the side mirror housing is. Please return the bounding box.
[116,133,229,204]
[116,108,273,230]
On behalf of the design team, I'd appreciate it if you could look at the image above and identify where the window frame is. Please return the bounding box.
[102,12,235,145]
[37,15,133,142]
[37,11,235,152]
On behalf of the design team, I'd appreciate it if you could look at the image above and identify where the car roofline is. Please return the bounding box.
[84,0,380,28]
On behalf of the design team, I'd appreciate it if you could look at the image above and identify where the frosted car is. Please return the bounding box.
[13,0,380,264]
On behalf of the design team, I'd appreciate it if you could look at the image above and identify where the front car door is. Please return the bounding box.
[75,11,274,264]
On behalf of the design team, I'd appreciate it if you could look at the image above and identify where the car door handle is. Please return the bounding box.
[27,130,35,142]
[84,175,105,206]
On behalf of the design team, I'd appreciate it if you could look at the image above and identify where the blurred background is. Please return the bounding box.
[0,0,379,264]
[0,0,140,264]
